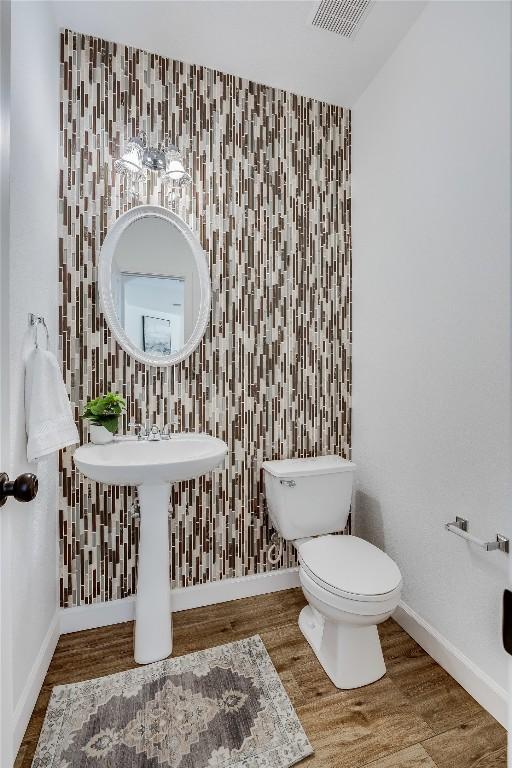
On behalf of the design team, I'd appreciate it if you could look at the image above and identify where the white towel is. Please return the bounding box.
[25,347,79,462]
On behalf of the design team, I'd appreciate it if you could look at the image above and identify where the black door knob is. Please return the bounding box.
[0,472,38,506]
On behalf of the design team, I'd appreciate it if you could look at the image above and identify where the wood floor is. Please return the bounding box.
[15,588,507,767]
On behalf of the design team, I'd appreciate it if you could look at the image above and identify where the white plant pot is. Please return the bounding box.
[89,424,115,444]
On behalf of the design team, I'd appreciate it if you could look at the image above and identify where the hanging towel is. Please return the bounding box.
[25,347,79,462]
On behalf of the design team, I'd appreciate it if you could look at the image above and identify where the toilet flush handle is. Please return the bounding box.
[280,479,296,487]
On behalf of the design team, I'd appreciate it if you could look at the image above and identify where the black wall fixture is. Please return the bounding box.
[503,589,512,656]
[0,472,38,506]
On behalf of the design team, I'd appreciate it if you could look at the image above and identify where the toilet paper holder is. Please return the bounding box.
[445,517,509,553]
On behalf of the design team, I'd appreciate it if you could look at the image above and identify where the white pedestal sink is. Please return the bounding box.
[73,434,228,664]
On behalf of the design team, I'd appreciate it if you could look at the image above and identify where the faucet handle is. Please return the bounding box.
[162,418,179,439]
[128,421,147,440]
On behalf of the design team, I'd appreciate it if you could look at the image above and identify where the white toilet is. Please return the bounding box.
[263,456,402,690]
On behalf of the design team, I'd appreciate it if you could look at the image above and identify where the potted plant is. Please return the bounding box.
[83,392,126,444]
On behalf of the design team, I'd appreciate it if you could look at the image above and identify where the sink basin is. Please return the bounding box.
[73,432,228,665]
[74,433,228,486]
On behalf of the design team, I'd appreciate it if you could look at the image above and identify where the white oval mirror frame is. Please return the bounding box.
[99,205,211,367]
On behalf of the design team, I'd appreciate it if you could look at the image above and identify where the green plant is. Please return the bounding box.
[83,392,126,434]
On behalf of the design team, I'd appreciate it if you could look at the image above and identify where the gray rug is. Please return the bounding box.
[32,635,313,767]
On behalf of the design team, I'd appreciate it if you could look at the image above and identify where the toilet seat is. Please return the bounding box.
[298,535,402,604]
[300,567,401,618]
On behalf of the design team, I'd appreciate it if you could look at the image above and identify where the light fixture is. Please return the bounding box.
[114,132,191,193]
[114,134,145,178]
[162,146,192,187]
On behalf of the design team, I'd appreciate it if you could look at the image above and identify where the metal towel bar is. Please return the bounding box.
[445,517,509,553]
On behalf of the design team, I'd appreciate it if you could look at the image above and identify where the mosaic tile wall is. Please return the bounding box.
[59,29,352,608]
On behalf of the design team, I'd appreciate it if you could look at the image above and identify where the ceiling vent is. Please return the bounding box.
[310,0,374,39]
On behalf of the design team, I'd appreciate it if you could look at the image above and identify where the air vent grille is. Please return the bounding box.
[310,0,374,39]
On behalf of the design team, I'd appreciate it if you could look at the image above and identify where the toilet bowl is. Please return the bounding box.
[298,534,402,688]
[262,456,403,690]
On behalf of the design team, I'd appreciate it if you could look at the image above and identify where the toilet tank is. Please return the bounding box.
[262,456,356,541]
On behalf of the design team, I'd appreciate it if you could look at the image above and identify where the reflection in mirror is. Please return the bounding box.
[118,275,184,354]
[109,215,201,360]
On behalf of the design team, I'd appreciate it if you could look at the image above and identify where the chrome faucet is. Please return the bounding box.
[148,425,161,441]
[128,421,177,441]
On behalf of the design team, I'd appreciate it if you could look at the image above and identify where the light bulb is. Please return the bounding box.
[114,136,145,177]
[162,146,191,186]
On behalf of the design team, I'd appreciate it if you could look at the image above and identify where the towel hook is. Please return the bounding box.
[28,313,50,350]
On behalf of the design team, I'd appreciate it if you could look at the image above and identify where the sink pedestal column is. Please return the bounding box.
[134,483,172,664]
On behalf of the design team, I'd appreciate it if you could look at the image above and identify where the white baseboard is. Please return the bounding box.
[60,567,300,635]
[394,601,508,728]
[13,610,60,755]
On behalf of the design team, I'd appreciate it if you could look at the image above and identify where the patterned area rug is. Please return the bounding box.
[32,635,313,767]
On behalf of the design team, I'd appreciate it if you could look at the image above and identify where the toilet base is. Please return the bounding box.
[299,605,386,689]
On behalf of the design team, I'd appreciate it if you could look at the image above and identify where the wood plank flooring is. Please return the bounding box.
[15,588,507,767]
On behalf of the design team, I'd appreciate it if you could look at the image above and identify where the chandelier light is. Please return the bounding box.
[115,132,191,194]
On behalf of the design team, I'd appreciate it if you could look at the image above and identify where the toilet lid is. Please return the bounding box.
[263,455,356,477]
[298,535,402,602]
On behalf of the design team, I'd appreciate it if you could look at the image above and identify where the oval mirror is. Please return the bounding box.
[99,206,210,366]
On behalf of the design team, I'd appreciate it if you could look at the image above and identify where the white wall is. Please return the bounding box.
[8,0,59,755]
[51,0,427,107]
[352,0,511,716]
